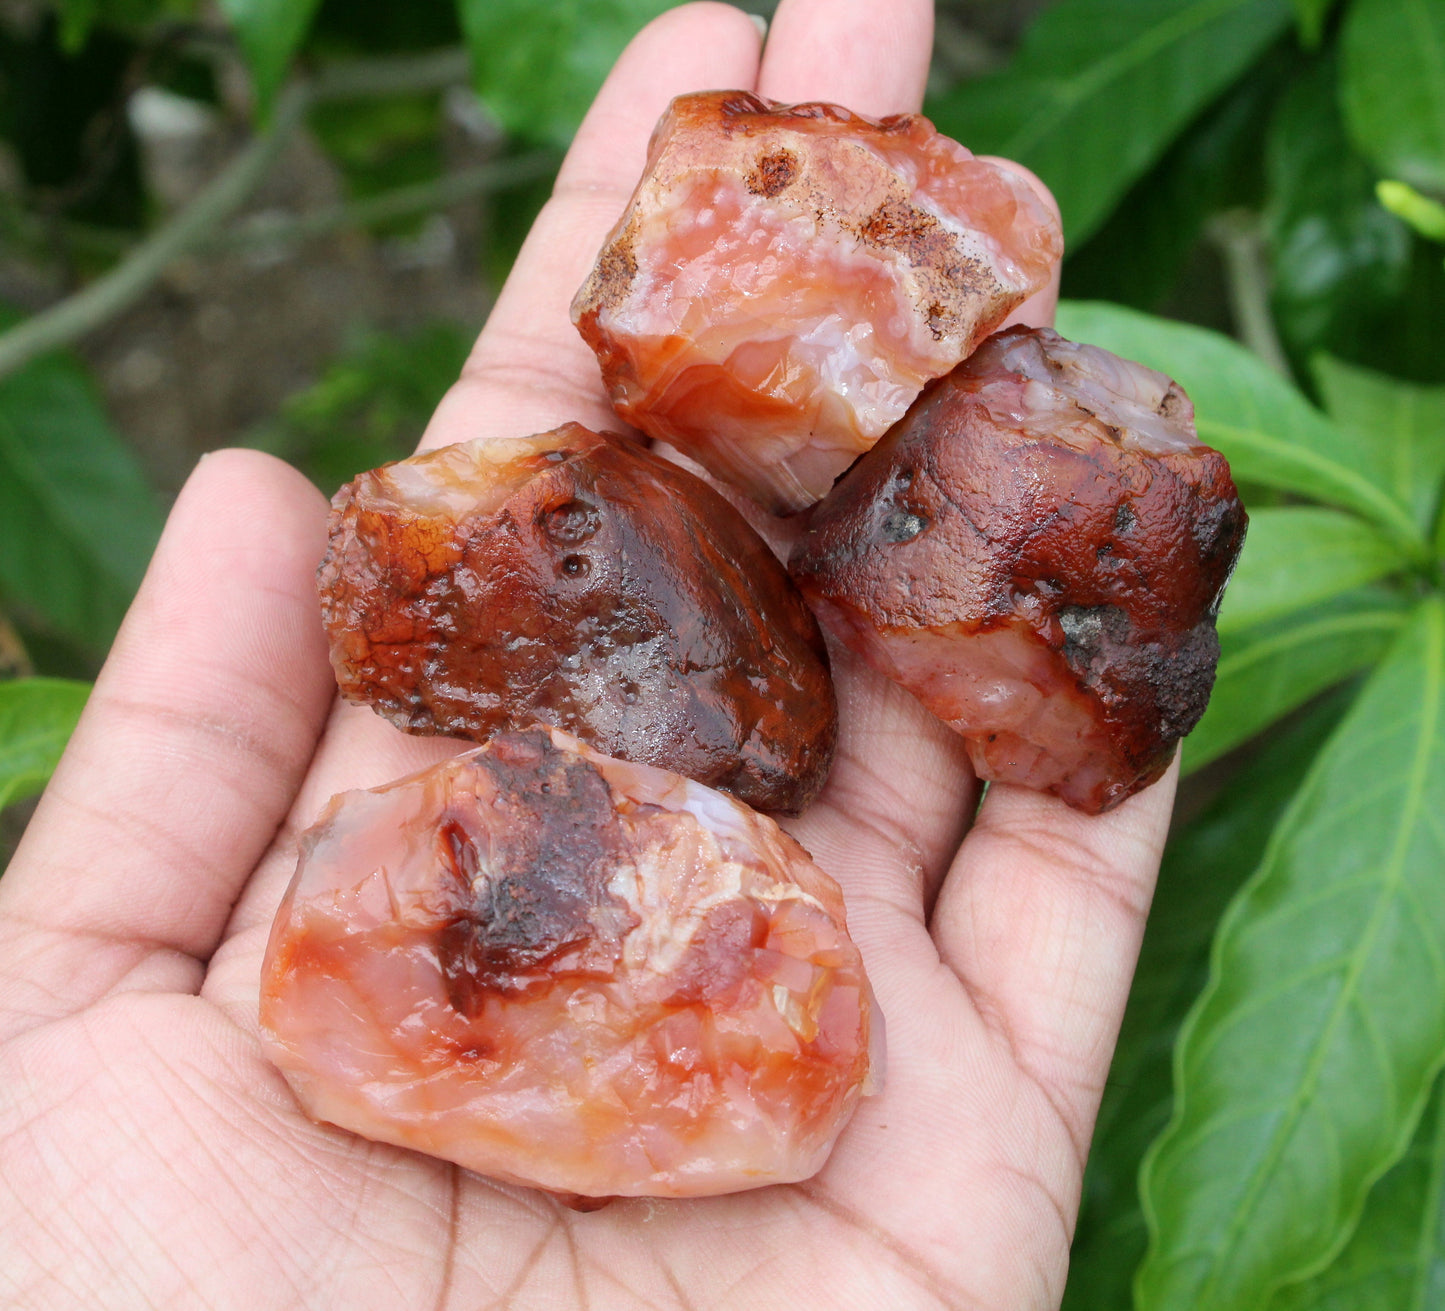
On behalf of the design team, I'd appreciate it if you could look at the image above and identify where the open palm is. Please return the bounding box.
[0,3,1175,1307]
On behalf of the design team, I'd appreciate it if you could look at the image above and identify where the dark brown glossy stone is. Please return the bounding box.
[320,424,837,813]
[790,326,1246,813]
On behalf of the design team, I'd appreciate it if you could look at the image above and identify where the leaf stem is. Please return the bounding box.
[308,47,471,103]
[1206,209,1292,379]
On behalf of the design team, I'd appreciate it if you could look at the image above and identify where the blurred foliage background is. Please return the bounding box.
[1,0,1444,1306]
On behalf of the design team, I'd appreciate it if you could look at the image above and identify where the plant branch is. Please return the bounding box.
[215,151,559,253]
[0,609,33,681]
[0,85,308,382]
[1206,209,1291,379]
[0,46,480,383]
[309,47,472,103]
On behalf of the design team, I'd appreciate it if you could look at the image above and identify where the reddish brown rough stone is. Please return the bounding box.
[572,91,1062,514]
[320,424,836,813]
[790,326,1246,813]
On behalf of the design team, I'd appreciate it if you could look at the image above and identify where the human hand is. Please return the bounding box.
[0,3,1173,1307]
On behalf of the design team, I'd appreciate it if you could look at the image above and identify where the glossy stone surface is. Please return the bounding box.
[790,327,1246,813]
[572,91,1062,513]
[319,423,836,813]
[260,729,879,1200]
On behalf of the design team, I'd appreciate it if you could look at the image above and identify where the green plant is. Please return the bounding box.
[924,0,1445,1304]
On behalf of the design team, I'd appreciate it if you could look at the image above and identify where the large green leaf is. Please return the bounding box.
[1064,46,1289,310]
[217,0,323,113]
[1137,598,1445,1309]
[1341,0,1445,194]
[1265,54,1425,382]
[1216,507,1406,634]
[925,0,1293,245]
[1065,694,1349,1311]
[0,348,164,652]
[1314,355,1445,539]
[0,678,89,810]
[1055,301,1423,548]
[457,0,673,147]
[1186,589,1407,774]
[1270,1074,1445,1310]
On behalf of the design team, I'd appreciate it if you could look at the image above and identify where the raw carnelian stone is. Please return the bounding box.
[318,424,837,814]
[260,728,879,1200]
[572,91,1062,514]
[790,327,1247,814]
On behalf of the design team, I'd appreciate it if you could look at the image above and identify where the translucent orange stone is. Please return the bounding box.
[572,91,1062,513]
[260,728,880,1201]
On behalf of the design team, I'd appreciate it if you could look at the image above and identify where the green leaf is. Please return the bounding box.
[308,93,445,212]
[1055,301,1422,547]
[52,0,199,50]
[1137,597,1445,1309]
[252,321,473,495]
[1066,693,1350,1311]
[457,0,673,147]
[217,0,323,112]
[925,0,1293,245]
[1265,53,1421,381]
[1270,1074,1445,1310]
[1291,0,1337,46]
[1217,506,1406,634]
[1185,588,1408,774]
[1313,355,1445,538]
[0,677,89,810]
[0,347,165,653]
[1064,46,1290,310]
[1341,0,1445,195]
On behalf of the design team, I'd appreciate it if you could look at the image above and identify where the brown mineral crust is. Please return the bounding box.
[434,732,632,1011]
[319,423,837,813]
[572,90,1062,514]
[789,326,1247,813]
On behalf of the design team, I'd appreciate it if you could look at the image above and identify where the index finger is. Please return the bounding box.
[757,0,933,114]
[418,2,763,454]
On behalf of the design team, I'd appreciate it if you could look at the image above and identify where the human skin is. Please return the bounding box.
[0,3,1174,1308]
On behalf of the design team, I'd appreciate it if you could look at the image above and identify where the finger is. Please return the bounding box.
[930,762,1178,1160]
[0,451,334,1036]
[418,2,764,454]
[757,0,934,115]
[782,646,978,939]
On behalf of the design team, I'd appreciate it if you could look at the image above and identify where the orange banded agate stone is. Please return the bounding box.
[572,91,1062,513]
